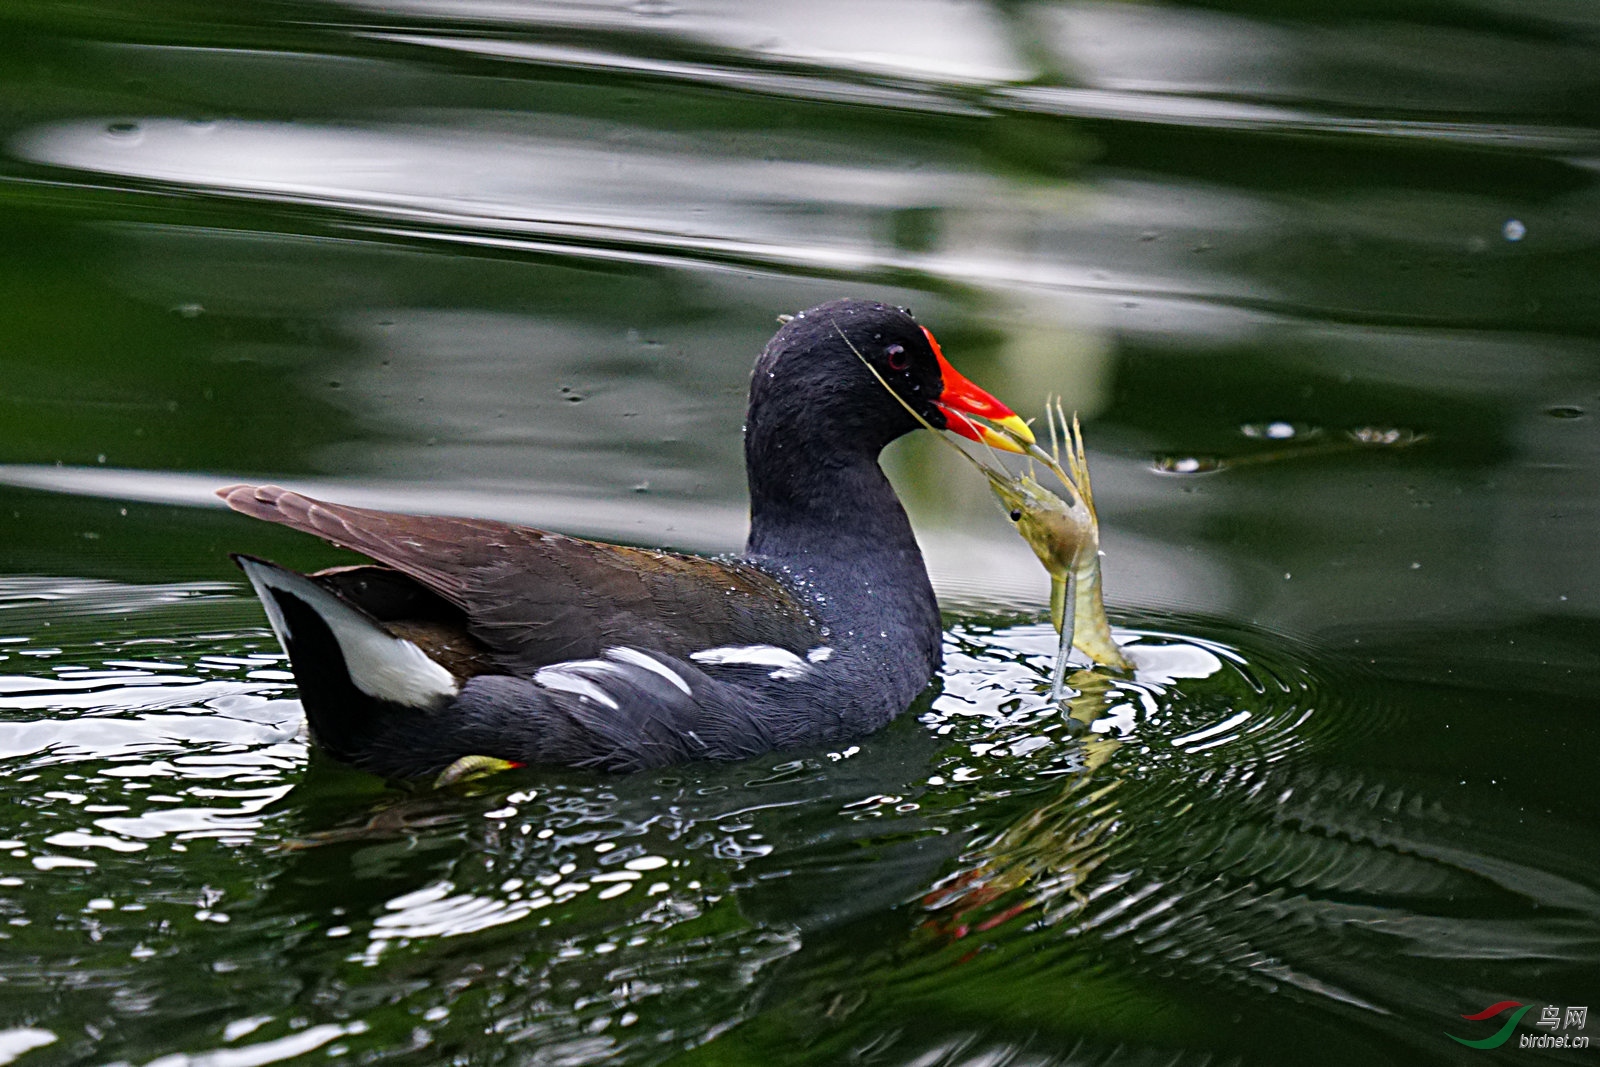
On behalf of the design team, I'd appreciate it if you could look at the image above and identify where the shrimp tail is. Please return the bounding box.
[1071,554,1132,671]
[1049,573,1068,635]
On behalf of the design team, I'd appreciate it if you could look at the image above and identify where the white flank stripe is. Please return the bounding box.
[605,647,693,695]
[806,647,834,663]
[534,664,621,710]
[689,645,806,670]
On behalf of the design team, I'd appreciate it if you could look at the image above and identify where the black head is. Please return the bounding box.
[747,299,948,459]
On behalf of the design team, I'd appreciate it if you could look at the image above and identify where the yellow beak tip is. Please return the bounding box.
[1000,416,1036,444]
[978,425,1029,455]
[989,414,1036,449]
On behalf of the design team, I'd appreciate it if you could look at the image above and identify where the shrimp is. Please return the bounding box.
[986,401,1133,684]
[838,323,1131,694]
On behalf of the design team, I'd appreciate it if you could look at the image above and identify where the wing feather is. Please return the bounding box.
[217,484,819,673]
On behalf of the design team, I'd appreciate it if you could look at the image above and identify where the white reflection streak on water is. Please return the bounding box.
[342,0,1028,84]
[0,577,234,616]
[371,880,537,941]
[0,685,298,747]
[19,119,975,220]
[363,849,670,951]
[0,462,750,552]
[91,784,296,842]
[0,679,271,713]
[0,582,303,848]
[9,117,1259,304]
[132,1022,368,1067]
[1002,85,1599,149]
[368,28,1600,149]
[363,35,993,114]
[0,463,1227,612]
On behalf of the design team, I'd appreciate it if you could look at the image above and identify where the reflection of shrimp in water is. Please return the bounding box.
[839,323,1131,694]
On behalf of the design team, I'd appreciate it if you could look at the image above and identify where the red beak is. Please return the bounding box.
[923,327,1034,453]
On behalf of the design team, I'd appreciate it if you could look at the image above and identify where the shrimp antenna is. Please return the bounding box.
[1052,401,1099,521]
[1046,394,1062,465]
[1009,396,1082,509]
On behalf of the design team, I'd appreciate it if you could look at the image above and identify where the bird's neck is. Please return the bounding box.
[743,443,940,676]
[746,450,911,555]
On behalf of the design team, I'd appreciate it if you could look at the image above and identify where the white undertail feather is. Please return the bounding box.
[236,557,459,710]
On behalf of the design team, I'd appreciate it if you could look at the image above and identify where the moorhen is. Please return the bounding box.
[221,299,1032,777]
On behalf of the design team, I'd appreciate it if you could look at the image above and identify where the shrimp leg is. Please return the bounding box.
[1049,572,1079,701]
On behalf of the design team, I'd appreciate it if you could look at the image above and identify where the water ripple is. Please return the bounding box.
[910,622,1600,1028]
[0,583,1594,1061]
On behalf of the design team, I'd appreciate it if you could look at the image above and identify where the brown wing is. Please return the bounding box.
[217,484,820,673]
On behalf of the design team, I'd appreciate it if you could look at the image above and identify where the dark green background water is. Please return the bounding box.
[2,2,1598,1064]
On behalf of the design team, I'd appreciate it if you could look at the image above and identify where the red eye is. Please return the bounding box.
[885,344,910,371]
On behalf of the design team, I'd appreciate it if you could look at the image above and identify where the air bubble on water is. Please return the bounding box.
[1347,426,1419,446]
[1154,455,1220,474]
[105,121,141,142]
[1241,421,1298,440]
[1503,219,1526,242]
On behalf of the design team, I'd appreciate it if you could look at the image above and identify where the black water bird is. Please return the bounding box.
[221,299,1032,778]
